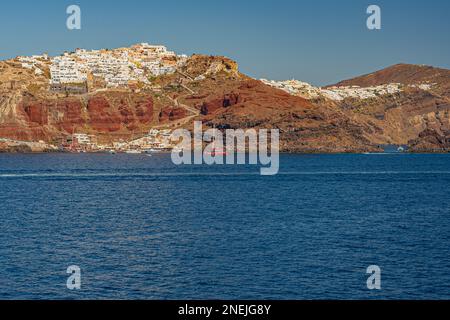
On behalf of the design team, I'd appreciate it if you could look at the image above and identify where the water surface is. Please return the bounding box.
[0,153,449,299]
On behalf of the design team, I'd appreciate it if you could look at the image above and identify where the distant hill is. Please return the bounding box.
[331,64,450,91]
[325,64,450,152]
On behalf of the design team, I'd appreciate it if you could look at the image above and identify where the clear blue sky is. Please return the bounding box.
[0,0,449,85]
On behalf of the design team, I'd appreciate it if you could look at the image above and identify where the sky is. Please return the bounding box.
[0,0,449,86]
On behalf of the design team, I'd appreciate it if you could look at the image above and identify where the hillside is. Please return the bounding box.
[332,64,450,90]
[0,45,449,153]
[327,64,450,151]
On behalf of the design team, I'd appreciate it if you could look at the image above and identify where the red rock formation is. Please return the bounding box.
[0,92,154,142]
[87,96,121,132]
[200,93,242,115]
[21,100,48,125]
[55,98,85,133]
[159,106,187,123]
[182,79,377,152]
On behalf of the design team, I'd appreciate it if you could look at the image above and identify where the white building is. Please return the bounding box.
[73,134,90,145]
[45,43,188,88]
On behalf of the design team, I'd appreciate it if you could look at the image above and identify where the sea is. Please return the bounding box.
[0,153,449,299]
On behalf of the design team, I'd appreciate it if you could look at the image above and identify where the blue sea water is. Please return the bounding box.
[0,153,449,300]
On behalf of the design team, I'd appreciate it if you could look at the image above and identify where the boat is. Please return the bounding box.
[143,148,162,154]
[207,125,228,156]
[208,149,228,156]
[125,150,141,154]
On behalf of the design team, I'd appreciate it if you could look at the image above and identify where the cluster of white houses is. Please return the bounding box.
[320,83,404,100]
[68,128,175,152]
[260,79,433,101]
[50,43,187,89]
[126,129,173,150]
[260,79,323,99]
[17,43,188,91]
[18,55,49,76]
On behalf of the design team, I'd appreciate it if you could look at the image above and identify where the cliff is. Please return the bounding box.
[0,46,449,153]
[326,64,450,151]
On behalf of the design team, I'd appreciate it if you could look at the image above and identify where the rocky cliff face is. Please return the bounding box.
[0,92,154,143]
[0,53,244,148]
[181,79,377,152]
[0,49,449,153]
[327,64,450,151]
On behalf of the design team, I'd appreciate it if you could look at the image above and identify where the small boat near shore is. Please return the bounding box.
[207,149,228,156]
[206,125,228,156]
[143,148,162,154]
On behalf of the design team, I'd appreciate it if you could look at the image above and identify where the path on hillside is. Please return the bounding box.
[152,94,200,129]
